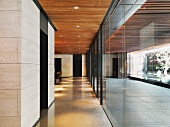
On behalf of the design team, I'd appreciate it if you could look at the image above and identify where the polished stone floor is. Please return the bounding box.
[35,77,112,127]
[104,78,170,127]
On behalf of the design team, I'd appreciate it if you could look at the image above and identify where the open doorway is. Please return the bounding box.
[112,58,118,78]
[40,30,48,110]
[55,58,62,84]
[73,55,82,77]
[55,58,61,72]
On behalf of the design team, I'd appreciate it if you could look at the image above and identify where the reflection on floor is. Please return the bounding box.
[35,77,111,127]
[105,78,170,127]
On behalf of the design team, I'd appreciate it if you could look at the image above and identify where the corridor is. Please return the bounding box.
[35,77,111,127]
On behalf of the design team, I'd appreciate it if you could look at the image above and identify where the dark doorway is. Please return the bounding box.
[40,30,48,110]
[73,55,82,77]
[112,58,118,78]
[55,58,61,72]
[55,58,62,84]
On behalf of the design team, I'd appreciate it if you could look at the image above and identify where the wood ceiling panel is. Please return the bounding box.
[39,0,112,54]
[39,0,111,7]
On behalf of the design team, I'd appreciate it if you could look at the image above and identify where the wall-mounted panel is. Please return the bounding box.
[0,0,22,126]
[48,22,55,107]
[82,55,86,77]
[20,0,40,127]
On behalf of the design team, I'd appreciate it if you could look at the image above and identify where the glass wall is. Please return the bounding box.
[86,28,103,103]
[87,0,170,126]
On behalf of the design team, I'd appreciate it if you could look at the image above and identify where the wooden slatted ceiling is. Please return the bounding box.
[106,0,170,53]
[38,0,112,54]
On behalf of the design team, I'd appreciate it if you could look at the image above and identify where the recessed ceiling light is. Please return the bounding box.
[78,36,80,37]
[74,6,79,9]
[76,26,80,28]
[60,35,62,37]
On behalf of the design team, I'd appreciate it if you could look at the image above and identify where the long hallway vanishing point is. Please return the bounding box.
[35,77,112,127]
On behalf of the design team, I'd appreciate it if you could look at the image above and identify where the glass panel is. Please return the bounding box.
[103,1,126,126]
[87,0,170,126]
[94,39,98,95]
[102,0,170,127]
[98,29,102,101]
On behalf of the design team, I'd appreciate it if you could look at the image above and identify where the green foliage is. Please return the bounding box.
[149,50,170,75]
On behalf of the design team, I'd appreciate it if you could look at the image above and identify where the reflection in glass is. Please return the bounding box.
[102,0,170,127]
[86,0,170,127]
[128,46,170,85]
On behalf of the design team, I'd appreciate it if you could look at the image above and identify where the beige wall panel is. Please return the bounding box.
[20,0,40,126]
[18,39,33,64]
[62,55,71,60]
[55,55,87,77]
[18,39,40,64]
[0,117,21,127]
[0,0,19,10]
[48,23,54,106]
[21,0,40,45]
[21,64,39,89]
[0,90,18,116]
[21,86,33,115]
[21,101,39,127]
[55,54,73,77]
[70,55,73,76]
[0,0,22,126]
[17,90,21,116]
[62,64,72,77]
[82,55,86,76]
[0,11,21,37]
[0,38,18,63]
[0,0,54,126]
[21,15,39,45]
[32,43,40,64]
[21,84,39,115]
[17,0,21,10]
[21,0,38,22]
[55,54,61,58]
[21,0,40,52]
[0,64,20,89]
